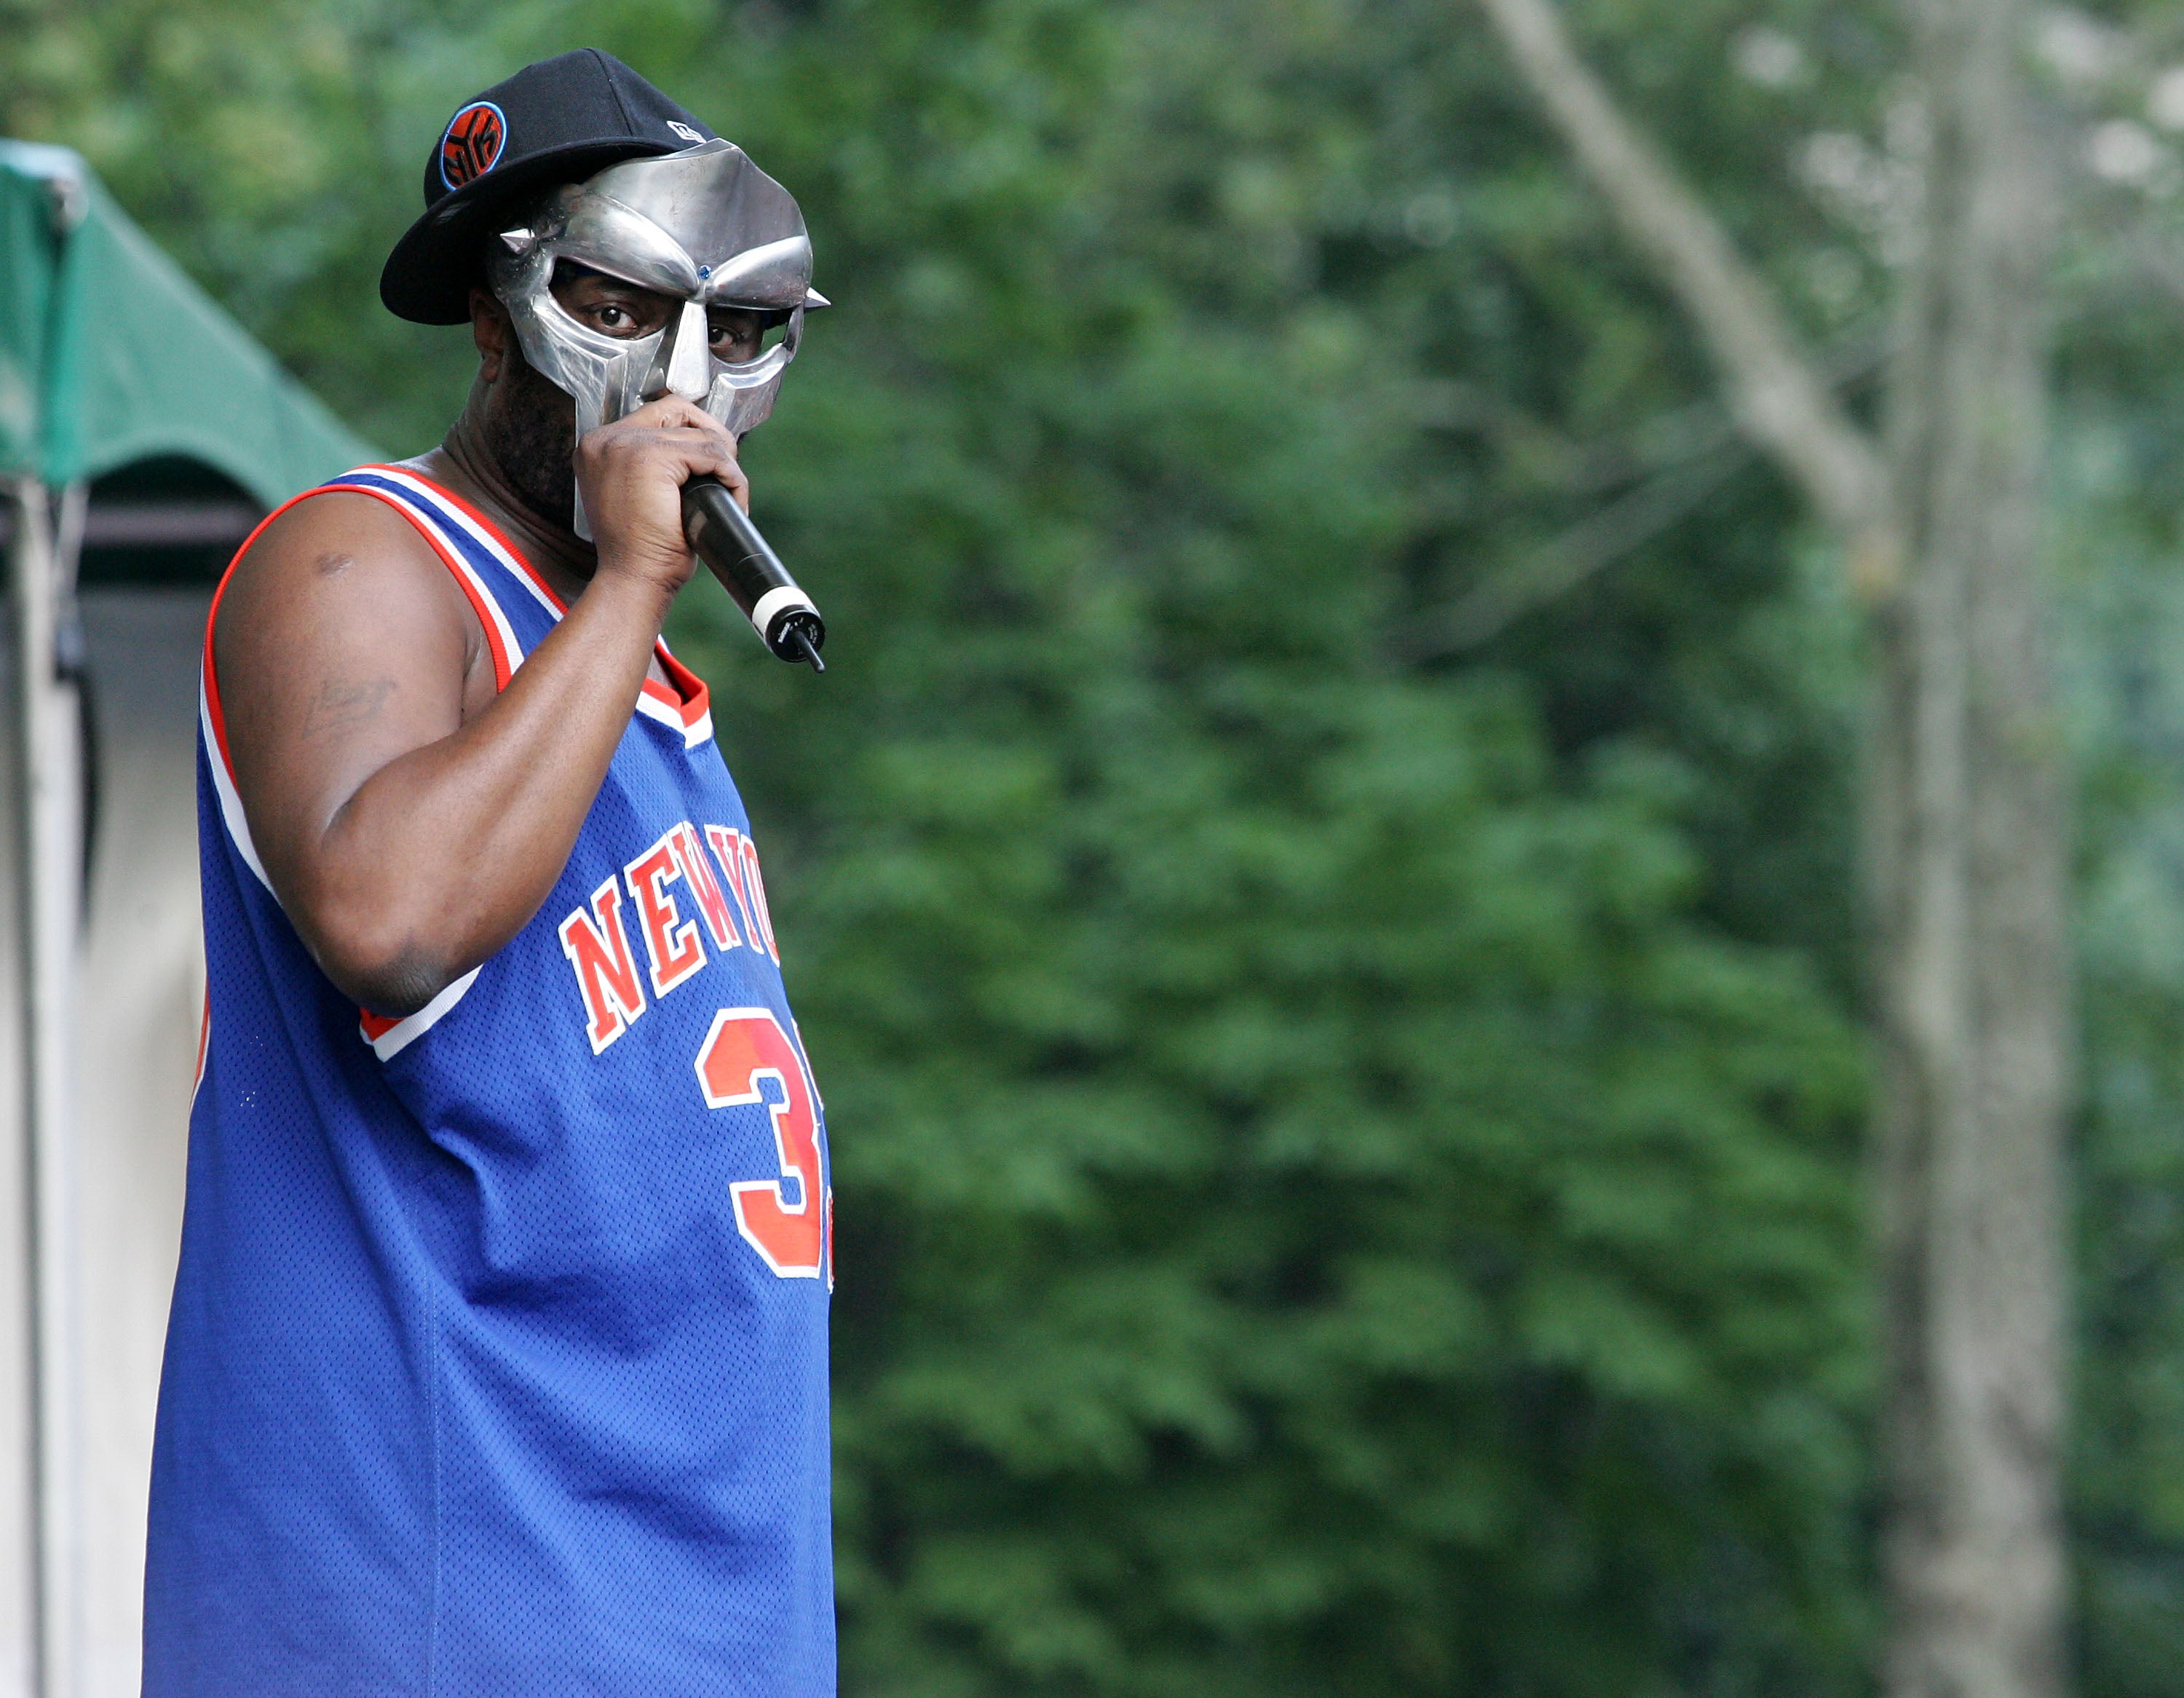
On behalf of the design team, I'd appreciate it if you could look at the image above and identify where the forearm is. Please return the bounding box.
[291,567,673,1011]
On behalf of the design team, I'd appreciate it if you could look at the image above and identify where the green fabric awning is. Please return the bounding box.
[0,140,373,505]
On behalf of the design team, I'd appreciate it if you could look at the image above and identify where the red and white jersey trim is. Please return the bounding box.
[199,678,270,892]
[356,466,563,625]
[191,993,210,1103]
[358,966,483,1061]
[359,465,715,750]
[641,648,715,749]
[336,472,526,683]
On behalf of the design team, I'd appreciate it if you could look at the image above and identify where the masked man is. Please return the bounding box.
[143,51,836,1696]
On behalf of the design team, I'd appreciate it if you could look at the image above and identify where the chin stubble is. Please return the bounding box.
[485,350,579,530]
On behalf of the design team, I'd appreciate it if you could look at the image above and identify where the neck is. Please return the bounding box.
[413,406,596,606]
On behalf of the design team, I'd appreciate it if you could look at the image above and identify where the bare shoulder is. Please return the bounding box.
[210,487,489,853]
[213,489,472,674]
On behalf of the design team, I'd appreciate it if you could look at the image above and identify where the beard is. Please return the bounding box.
[480,341,580,530]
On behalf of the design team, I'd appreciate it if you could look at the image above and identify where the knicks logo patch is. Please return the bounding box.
[439,100,506,190]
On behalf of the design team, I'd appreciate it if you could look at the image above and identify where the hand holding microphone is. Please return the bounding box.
[579,394,830,674]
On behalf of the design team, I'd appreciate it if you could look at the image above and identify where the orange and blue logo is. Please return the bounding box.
[439,100,507,191]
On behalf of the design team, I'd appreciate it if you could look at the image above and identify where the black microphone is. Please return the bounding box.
[680,475,826,672]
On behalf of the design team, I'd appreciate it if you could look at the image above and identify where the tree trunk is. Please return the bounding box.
[1476,0,2070,1678]
[1871,1,2069,1694]
[1469,0,2073,1686]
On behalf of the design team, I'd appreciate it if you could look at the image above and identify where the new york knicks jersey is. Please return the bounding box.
[145,466,835,1696]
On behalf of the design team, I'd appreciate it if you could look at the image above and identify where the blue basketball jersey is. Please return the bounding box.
[145,466,836,1697]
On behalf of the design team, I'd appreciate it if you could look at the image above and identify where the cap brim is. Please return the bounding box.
[379,138,684,325]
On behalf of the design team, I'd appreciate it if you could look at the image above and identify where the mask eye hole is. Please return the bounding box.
[708,308,793,364]
[548,261,675,340]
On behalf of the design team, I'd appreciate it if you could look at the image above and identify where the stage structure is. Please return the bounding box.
[0,142,371,1698]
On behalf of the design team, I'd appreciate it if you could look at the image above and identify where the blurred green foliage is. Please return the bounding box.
[15,0,2184,1690]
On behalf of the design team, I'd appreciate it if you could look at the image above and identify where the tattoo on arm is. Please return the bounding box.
[301,678,397,741]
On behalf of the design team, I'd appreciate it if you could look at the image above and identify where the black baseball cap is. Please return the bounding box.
[380,49,719,325]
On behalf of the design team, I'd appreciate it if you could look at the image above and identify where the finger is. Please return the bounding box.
[649,430,750,506]
[586,406,740,467]
[607,395,674,430]
[624,395,737,446]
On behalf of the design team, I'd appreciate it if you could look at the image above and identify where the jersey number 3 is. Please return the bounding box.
[695,1008,829,1280]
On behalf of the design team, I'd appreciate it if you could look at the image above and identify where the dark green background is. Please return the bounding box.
[10,0,2184,1689]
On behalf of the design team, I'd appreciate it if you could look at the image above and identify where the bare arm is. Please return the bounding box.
[214,396,747,1014]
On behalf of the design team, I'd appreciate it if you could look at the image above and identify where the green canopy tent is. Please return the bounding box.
[0,138,369,503]
[0,141,374,1698]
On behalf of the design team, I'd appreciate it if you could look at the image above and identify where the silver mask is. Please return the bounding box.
[486,138,828,537]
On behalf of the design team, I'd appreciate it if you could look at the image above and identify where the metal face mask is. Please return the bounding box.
[486,139,827,536]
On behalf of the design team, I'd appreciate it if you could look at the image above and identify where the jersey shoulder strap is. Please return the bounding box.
[321,465,567,681]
